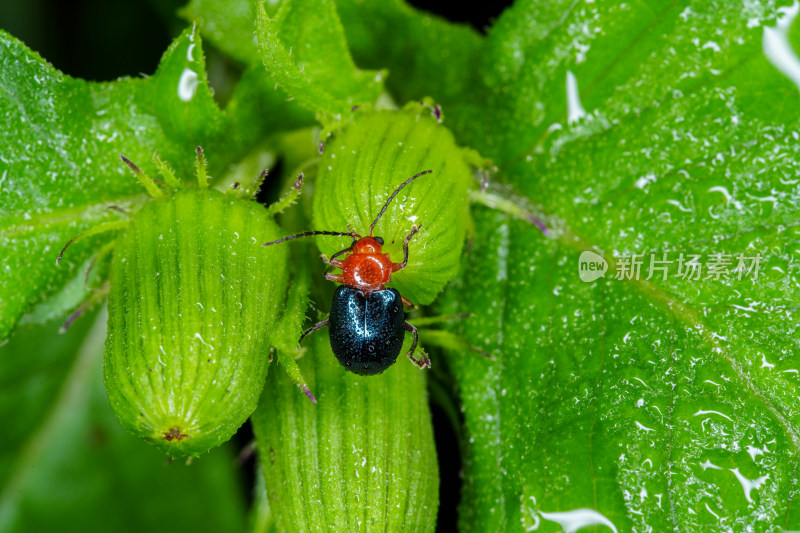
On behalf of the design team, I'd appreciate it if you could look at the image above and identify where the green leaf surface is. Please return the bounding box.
[0,26,224,341]
[181,0,318,142]
[433,0,800,530]
[254,0,384,120]
[8,0,800,530]
[223,62,317,151]
[337,0,484,108]
[0,19,316,343]
[0,311,247,533]
[181,0,260,64]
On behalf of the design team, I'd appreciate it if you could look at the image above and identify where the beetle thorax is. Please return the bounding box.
[342,248,393,292]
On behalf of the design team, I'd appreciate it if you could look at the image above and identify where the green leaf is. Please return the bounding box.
[140,24,226,146]
[181,0,318,141]
[271,248,316,401]
[0,311,247,533]
[436,0,800,530]
[337,0,484,107]
[254,0,384,120]
[221,62,317,163]
[180,0,260,63]
[0,26,225,342]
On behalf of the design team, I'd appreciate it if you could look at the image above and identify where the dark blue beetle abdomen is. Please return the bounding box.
[328,286,405,375]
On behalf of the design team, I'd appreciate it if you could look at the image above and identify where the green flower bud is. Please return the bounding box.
[313,105,474,305]
[104,179,288,457]
[251,333,439,531]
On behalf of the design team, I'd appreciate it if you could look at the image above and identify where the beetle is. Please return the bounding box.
[263,170,433,376]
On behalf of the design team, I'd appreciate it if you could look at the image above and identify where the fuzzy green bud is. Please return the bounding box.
[313,106,474,305]
[251,333,439,531]
[104,188,288,456]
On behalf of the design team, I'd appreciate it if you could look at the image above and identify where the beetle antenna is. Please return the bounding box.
[263,230,357,247]
[368,170,433,236]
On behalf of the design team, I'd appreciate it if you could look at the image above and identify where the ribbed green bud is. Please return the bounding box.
[251,333,439,532]
[104,188,288,457]
[313,106,474,305]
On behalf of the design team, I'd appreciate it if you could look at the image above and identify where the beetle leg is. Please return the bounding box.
[321,254,345,269]
[403,322,430,369]
[325,273,345,283]
[299,318,329,345]
[392,224,422,272]
[400,294,416,309]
